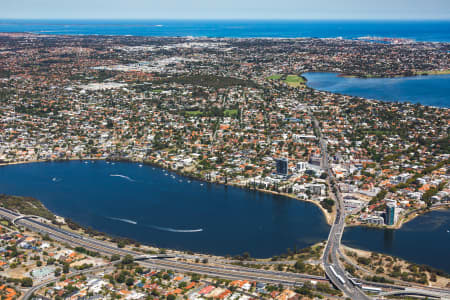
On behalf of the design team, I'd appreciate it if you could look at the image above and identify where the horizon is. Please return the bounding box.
[1,18,450,22]
[2,0,450,20]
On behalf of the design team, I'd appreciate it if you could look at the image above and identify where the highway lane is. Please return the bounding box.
[0,207,330,288]
[313,116,372,300]
[140,260,308,287]
[313,117,450,300]
[2,193,448,298]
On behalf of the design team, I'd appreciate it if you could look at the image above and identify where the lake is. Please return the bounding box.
[0,160,330,258]
[343,209,450,274]
[303,72,450,108]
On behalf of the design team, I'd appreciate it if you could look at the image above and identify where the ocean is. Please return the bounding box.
[0,20,450,42]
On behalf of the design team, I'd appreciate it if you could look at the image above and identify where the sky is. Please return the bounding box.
[1,0,450,20]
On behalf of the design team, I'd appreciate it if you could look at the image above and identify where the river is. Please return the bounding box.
[303,72,450,108]
[343,209,450,273]
[1,161,448,270]
[0,160,329,258]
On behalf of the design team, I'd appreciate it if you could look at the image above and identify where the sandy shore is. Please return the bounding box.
[250,188,334,225]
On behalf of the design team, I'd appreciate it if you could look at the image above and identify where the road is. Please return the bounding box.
[313,117,450,300]
[313,117,372,300]
[22,264,116,300]
[0,207,330,294]
[1,153,448,299]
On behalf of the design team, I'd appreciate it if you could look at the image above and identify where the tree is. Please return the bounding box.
[63,263,70,274]
[122,255,134,265]
[116,272,126,283]
[294,260,306,272]
[110,254,120,261]
[179,281,187,289]
[191,274,200,282]
[167,294,176,300]
[21,277,33,287]
[126,277,134,286]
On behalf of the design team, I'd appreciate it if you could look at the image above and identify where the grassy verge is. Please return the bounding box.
[284,75,306,87]
[267,74,306,87]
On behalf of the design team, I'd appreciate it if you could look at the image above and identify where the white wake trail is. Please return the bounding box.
[110,174,136,182]
[148,225,203,233]
[108,217,137,225]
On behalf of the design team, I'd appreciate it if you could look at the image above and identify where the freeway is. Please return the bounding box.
[1,177,448,298]
[313,117,450,300]
[0,207,328,289]
[313,117,372,300]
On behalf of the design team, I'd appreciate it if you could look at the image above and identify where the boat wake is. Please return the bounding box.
[110,174,136,182]
[147,225,203,233]
[107,217,137,225]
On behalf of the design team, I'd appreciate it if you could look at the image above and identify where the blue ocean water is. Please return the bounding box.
[303,72,450,108]
[0,20,450,42]
[0,161,330,258]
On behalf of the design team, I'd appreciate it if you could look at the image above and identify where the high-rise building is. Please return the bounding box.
[276,158,289,176]
[296,161,307,172]
[385,203,396,225]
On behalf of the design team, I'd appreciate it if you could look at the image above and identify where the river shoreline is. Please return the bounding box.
[302,71,450,108]
[345,204,450,231]
[1,158,448,272]
[0,157,334,225]
[0,158,331,258]
[336,69,450,79]
[2,157,443,230]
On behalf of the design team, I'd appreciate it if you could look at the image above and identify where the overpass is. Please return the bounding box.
[134,254,176,260]
[380,287,444,299]
[12,214,44,225]
[312,115,372,300]
[0,206,329,287]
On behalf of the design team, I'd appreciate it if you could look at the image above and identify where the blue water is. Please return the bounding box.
[1,20,450,42]
[303,72,450,108]
[0,161,330,258]
[0,161,448,269]
[343,210,450,274]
